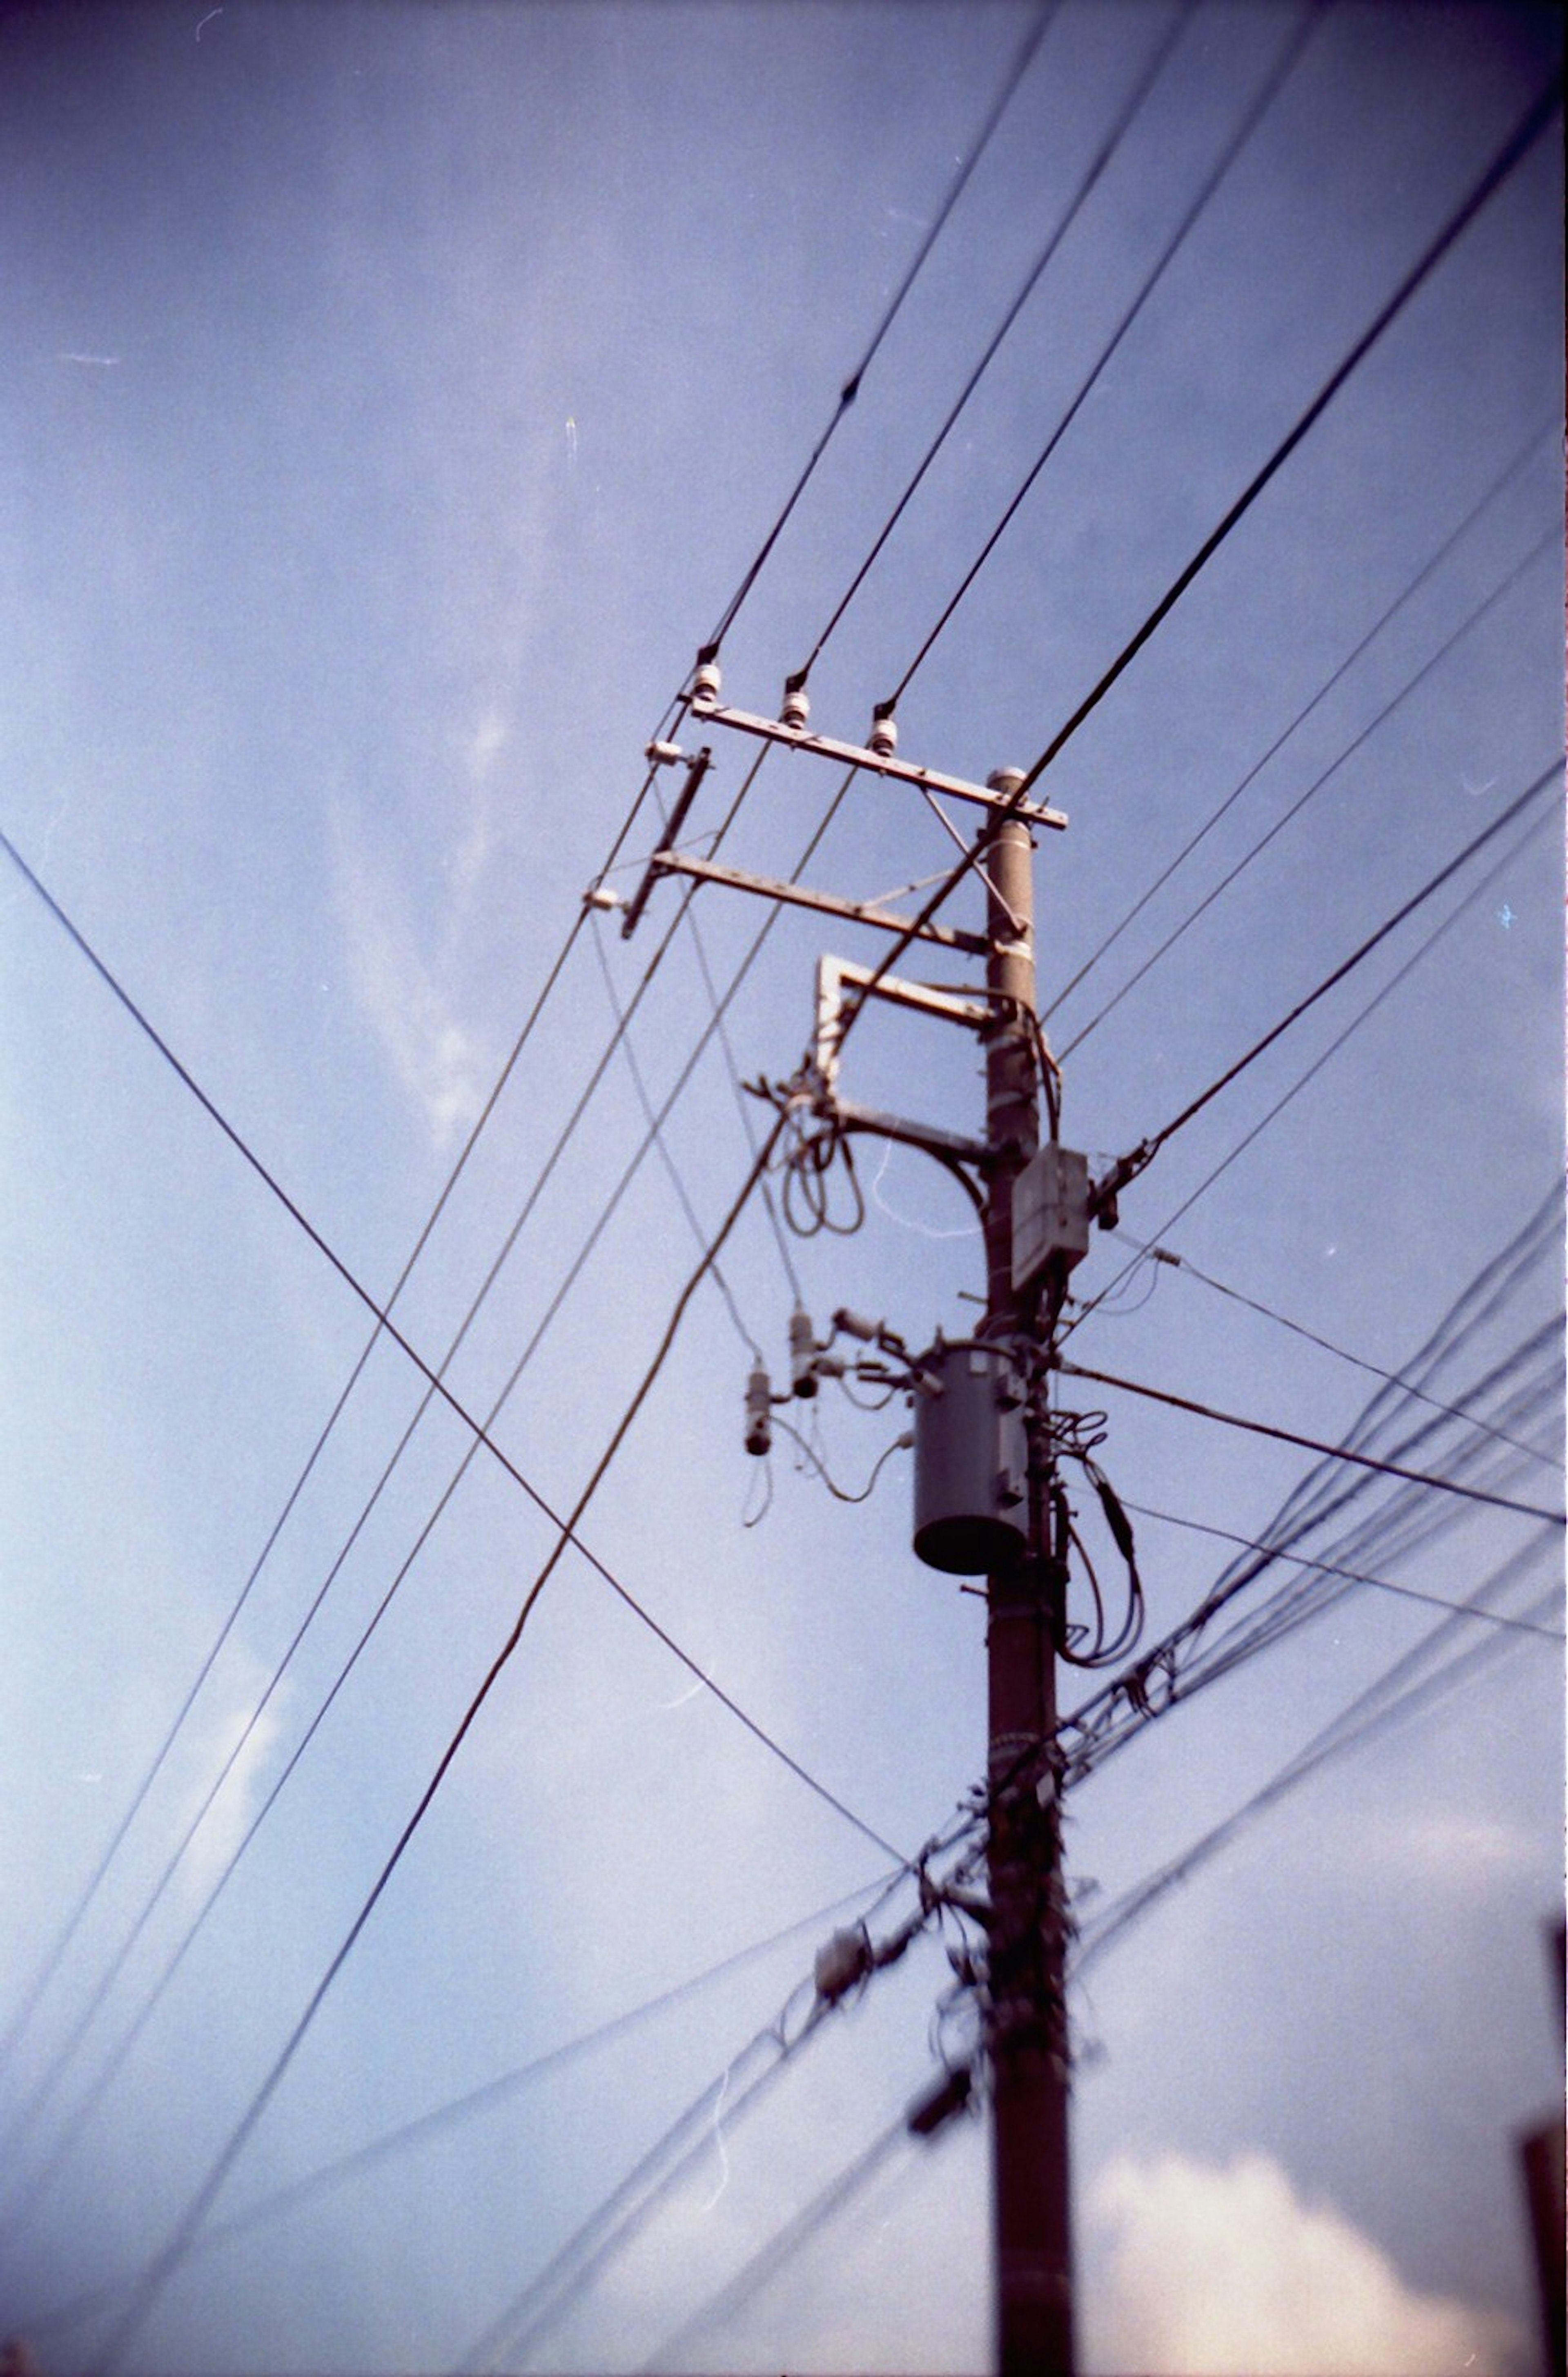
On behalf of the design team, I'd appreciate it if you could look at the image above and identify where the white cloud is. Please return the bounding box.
[1086,2150,1526,2377]
[174,1661,291,1906]
[332,816,487,1152]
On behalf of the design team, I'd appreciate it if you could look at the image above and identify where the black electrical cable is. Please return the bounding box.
[0,727,678,2086]
[0,837,911,2248]
[887,1,1320,707]
[21,1865,906,2344]
[1013,71,1564,794]
[1066,799,1559,1340]
[701,0,1057,659]
[1040,415,1556,1026]
[794,0,1193,685]
[3,751,874,2183]
[87,1109,884,2377]
[1058,524,1558,1058]
[1123,1498,1563,1641]
[1074,1573,1559,1976]
[1118,1237,1561,1470]
[1056,1357,1565,1525]
[1085,757,1560,1224]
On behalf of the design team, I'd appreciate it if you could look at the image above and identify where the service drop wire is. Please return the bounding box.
[1057,521,1559,1059]
[701,0,1057,657]
[887,0,1320,707]
[1013,70,1564,794]
[1057,1359,1564,1527]
[1041,413,1557,1028]
[0,715,679,2089]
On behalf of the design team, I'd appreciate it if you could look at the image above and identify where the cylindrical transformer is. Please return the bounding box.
[912,1342,1028,1574]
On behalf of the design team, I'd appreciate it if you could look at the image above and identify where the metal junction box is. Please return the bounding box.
[912,1342,1028,1576]
[1011,1144,1090,1296]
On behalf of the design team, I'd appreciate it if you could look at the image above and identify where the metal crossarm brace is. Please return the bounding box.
[648,850,993,956]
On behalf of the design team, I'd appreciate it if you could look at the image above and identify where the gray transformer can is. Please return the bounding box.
[912,1342,1029,1575]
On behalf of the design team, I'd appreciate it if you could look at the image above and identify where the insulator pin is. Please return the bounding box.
[744,1364,773,1457]
[867,706,898,761]
[788,1306,819,1398]
[691,660,722,714]
[780,678,810,732]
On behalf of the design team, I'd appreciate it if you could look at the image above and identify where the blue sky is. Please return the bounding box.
[0,3,1562,2372]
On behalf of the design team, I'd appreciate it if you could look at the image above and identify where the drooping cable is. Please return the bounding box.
[639,2104,919,2375]
[886,1,1320,706]
[1122,1499,1563,1641]
[793,0,1192,685]
[1074,1563,1560,1975]
[1116,1236,1561,1471]
[1040,416,1556,1026]
[701,0,1058,658]
[1013,71,1564,793]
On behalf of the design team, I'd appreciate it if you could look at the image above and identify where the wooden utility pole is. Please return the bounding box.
[980,787,1075,2375]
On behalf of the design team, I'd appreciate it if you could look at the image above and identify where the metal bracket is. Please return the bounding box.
[814,955,991,1093]
[691,699,1069,832]
[619,746,711,939]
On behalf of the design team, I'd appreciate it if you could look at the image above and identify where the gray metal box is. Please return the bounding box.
[1012,1144,1090,1294]
[912,1342,1028,1576]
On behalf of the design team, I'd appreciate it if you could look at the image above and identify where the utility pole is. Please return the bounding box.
[617,685,1080,2374]
[980,788,1075,2376]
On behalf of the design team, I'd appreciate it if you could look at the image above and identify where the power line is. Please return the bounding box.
[1123,1498,1564,1641]
[1040,415,1556,1027]
[793,0,1192,685]
[1091,757,1560,1206]
[1074,1565,1561,1976]
[701,0,1056,658]
[1066,798,1559,1336]
[0,730,676,2084]
[82,1113,901,2377]
[888,0,1319,707]
[1057,523,1558,1057]
[1057,1357,1565,1525]
[21,1865,906,2344]
[1117,1236,1561,1470]
[1013,70,1564,792]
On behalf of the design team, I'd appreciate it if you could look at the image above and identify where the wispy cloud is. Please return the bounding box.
[1086,2149,1526,2376]
[332,811,488,1153]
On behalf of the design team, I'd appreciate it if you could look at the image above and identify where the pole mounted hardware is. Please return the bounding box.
[687,654,1068,831]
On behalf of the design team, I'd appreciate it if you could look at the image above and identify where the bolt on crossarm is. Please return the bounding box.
[980,780,1075,2377]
